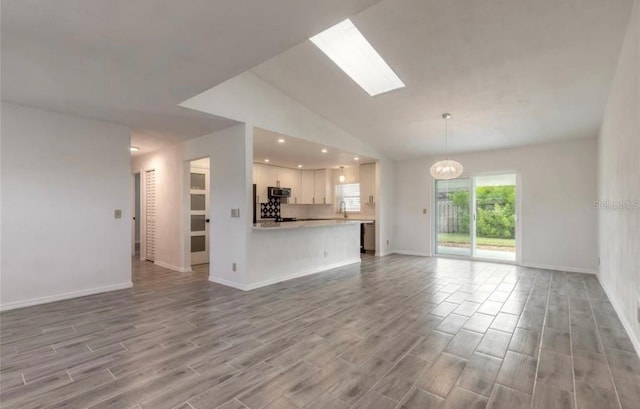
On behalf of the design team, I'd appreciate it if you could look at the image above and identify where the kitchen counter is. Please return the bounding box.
[253,219,373,230]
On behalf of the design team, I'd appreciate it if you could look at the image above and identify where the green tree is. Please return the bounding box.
[449,190,470,233]
[476,186,516,239]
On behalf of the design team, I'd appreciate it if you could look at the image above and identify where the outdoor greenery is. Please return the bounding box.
[448,185,516,239]
[438,233,515,248]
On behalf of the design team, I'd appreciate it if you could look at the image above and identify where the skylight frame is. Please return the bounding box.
[310,18,405,97]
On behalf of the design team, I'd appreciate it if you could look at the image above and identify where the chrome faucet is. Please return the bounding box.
[339,201,348,218]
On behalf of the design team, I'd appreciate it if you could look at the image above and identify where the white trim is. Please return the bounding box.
[209,258,362,291]
[598,276,640,358]
[246,258,362,290]
[154,260,192,273]
[0,282,133,311]
[393,250,432,257]
[208,276,248,290]
[518,262,596,274]
[389,252,596,274]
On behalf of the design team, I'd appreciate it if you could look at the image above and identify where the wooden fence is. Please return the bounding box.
[438,200,466,233]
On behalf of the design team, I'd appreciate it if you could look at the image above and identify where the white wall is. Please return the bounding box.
[597,0,640,353]
[131,124,251,286]
[393,138,599,273]
[180,72,395,256]
[1,103,132,310]
[180,72,381,159]
[246,224,361,290]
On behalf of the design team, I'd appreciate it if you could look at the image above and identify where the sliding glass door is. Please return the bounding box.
[473,174,516,261]
[435,174,517,261]
[435,178,472,256]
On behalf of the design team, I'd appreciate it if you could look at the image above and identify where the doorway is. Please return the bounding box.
[132,173,141,257]
[435,173,517,262]
[189,158,210,266]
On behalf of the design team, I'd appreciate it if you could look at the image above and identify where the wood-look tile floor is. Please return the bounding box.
[2,255,639,409]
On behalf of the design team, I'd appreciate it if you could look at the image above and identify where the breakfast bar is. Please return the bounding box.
[246,219,373,289]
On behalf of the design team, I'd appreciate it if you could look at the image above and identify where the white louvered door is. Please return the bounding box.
[145,169,156,261]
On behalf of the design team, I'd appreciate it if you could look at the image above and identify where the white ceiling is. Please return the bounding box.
[253,128,374,170]
[1,0,382,155]
[251,0,634,159]
[2,0,633,160]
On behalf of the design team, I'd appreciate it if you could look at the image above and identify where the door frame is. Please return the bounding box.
[132,166,155,262]
[183,156,211,268]
[131,172,141,257]
[432,170,522,265]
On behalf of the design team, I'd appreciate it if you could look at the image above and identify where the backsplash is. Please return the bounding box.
[260,197,281,219]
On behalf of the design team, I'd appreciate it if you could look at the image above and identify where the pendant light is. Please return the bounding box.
[339,166,346,183]
[430,113,463,179]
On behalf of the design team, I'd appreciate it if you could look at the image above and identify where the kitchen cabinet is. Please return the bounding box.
[254,164,302,204]
[254,164,333,206]
[300,170,315,204]
[278,167,300,204]
[313,169,333,205]
[360,163,376,205]
[253,163,270,204]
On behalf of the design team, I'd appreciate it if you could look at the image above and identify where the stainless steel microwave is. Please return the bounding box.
[268,187,291,198]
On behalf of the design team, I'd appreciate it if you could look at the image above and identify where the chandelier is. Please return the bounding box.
[430,113,463,179]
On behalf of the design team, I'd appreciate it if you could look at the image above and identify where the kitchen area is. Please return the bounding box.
[251,127,377,257]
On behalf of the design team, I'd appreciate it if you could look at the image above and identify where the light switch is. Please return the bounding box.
[114,209,122,219]
[231,208,240,218]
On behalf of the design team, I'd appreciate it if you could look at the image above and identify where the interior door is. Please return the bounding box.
[190,167,209,265]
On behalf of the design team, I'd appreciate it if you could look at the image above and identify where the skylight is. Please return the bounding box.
[310,19,405,97]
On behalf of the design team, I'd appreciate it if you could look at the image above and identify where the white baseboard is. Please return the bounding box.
[0,282,133,311]
[208,276,248,290]
[518,262,596,274]
[246,258,362,290]
[154,260,192,273]
[210,258,362,291]
[597,276,640,358]
[393,250,432,257]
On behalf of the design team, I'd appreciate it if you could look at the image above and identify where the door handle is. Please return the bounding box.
[206,219,210,223]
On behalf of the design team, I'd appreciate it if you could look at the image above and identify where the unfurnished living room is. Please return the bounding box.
[1,0,639,408]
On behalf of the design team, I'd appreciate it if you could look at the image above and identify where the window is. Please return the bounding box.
[336,183,361,212]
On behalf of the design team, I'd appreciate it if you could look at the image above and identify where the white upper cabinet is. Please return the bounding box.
[253,163,268,203]
[254,164,334,205]
[360,163,376,205]
[314,169,333,205]
[278,167,300,204]
[300,170,315,204]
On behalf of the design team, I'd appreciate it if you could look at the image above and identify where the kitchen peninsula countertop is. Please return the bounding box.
[253,218,373,230]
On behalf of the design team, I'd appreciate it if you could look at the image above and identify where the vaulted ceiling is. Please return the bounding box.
[2,0,633,159]
[251,0,634,159]
[1,0,382,153]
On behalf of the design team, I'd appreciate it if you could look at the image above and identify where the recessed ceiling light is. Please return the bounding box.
[298,164,303,168]
[310,18,405,96]
[264,159,270,163]
[277,138,285,143]
[130,146,139,152]
[354,157,360,161]
[321,148,328,153]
